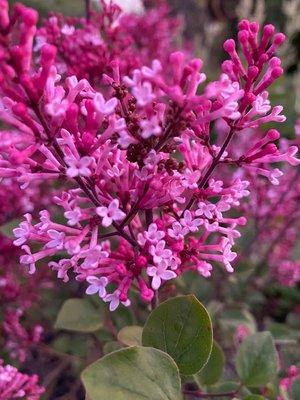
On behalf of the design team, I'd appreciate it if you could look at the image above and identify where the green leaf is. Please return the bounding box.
[103,341,123,355]
[194,341,224,386]
[55,298,102,333]
[235,332,278,387]
[292,378,300,400]
[117,326,143,346]
[81,346,183,400]
[142,295,213,375]
[244,396,266,400]
[219,309,256,336]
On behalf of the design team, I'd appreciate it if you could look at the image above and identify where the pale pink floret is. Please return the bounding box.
[86,276,108,298]
[180,210,202,232]
[65,155,93,178]
[147,261,177,290]
[149,240,172,264]
[144,223,165,243]
[96,199,126,227]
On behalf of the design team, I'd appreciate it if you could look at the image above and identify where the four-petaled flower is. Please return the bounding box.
[147,261,177,290]
[168,222,188,240]
[144,223,165,243]
[96,199,126,227]
[149,240,172,264]
[65,155,93,178]
[93,93,118,115]
[86,276,108,298]
[180,210,202,232]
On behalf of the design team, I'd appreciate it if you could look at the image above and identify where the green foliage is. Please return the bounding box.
[142,295,213,375]
[292,378,300,400]
[117,325,143,346]
[55,298,103,333]
[219,309,257,336]
[235,332,278,387]
[81,346,183,400]
[103,341,123,355]
[194,341,225,386]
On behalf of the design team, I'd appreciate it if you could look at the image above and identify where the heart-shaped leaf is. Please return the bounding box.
[142,295,213,375]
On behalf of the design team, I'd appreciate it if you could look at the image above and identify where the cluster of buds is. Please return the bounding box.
[0,359,44,400]
[233,121,300,287]
[35,0,182,81]
[0,234,48,362]
[0,0,299,312]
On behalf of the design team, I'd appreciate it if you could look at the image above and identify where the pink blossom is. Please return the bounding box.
[147,261,177,290]
[180,210,202,233]
[86,276,108,298]
[46,229,65,249]
[132,82,155,106]
[197,261,213,278]
[64,207,82,226]
[140,115,162,139]
[149,240,172,264]
[104,290,131,312]
[0,359,44,400]
[94,93,118,115]
[144,223,165,243]
[96,199,126,227]
[168,222,188,240]
[65,155,93,178]
[181,169,201,189]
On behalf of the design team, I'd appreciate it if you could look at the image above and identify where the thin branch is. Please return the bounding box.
[85,0,91,22]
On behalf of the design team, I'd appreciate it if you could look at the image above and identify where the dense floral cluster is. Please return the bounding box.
[0,358,44,400]
[232,121,300,287]
[0,0,298,312]
[35,0,182,82]
[0,234,49,362]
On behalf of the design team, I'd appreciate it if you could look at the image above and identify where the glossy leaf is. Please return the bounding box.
[55,298,102,333]
[81,346,183,400]
[142,295,213,375]
[235,332,277,387]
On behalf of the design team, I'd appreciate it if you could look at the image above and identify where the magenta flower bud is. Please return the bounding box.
[250,21,259,33]
[248,65,259,79]
[238,19,250,30]
[223,39,236,54]
[267,129,280,140]
[263,24,275,37]
[22,7,38,26]
[238,30,249,44]
[271,66,283,79]
[273,32,286,45]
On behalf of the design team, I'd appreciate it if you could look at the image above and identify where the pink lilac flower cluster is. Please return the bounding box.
[35,0,182,82]
[0,234,48,362]
[0,358,44,400]
[0,129,47,223]
[231,122,300,287]
[0,0,298,312]
[277,365,299,400]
